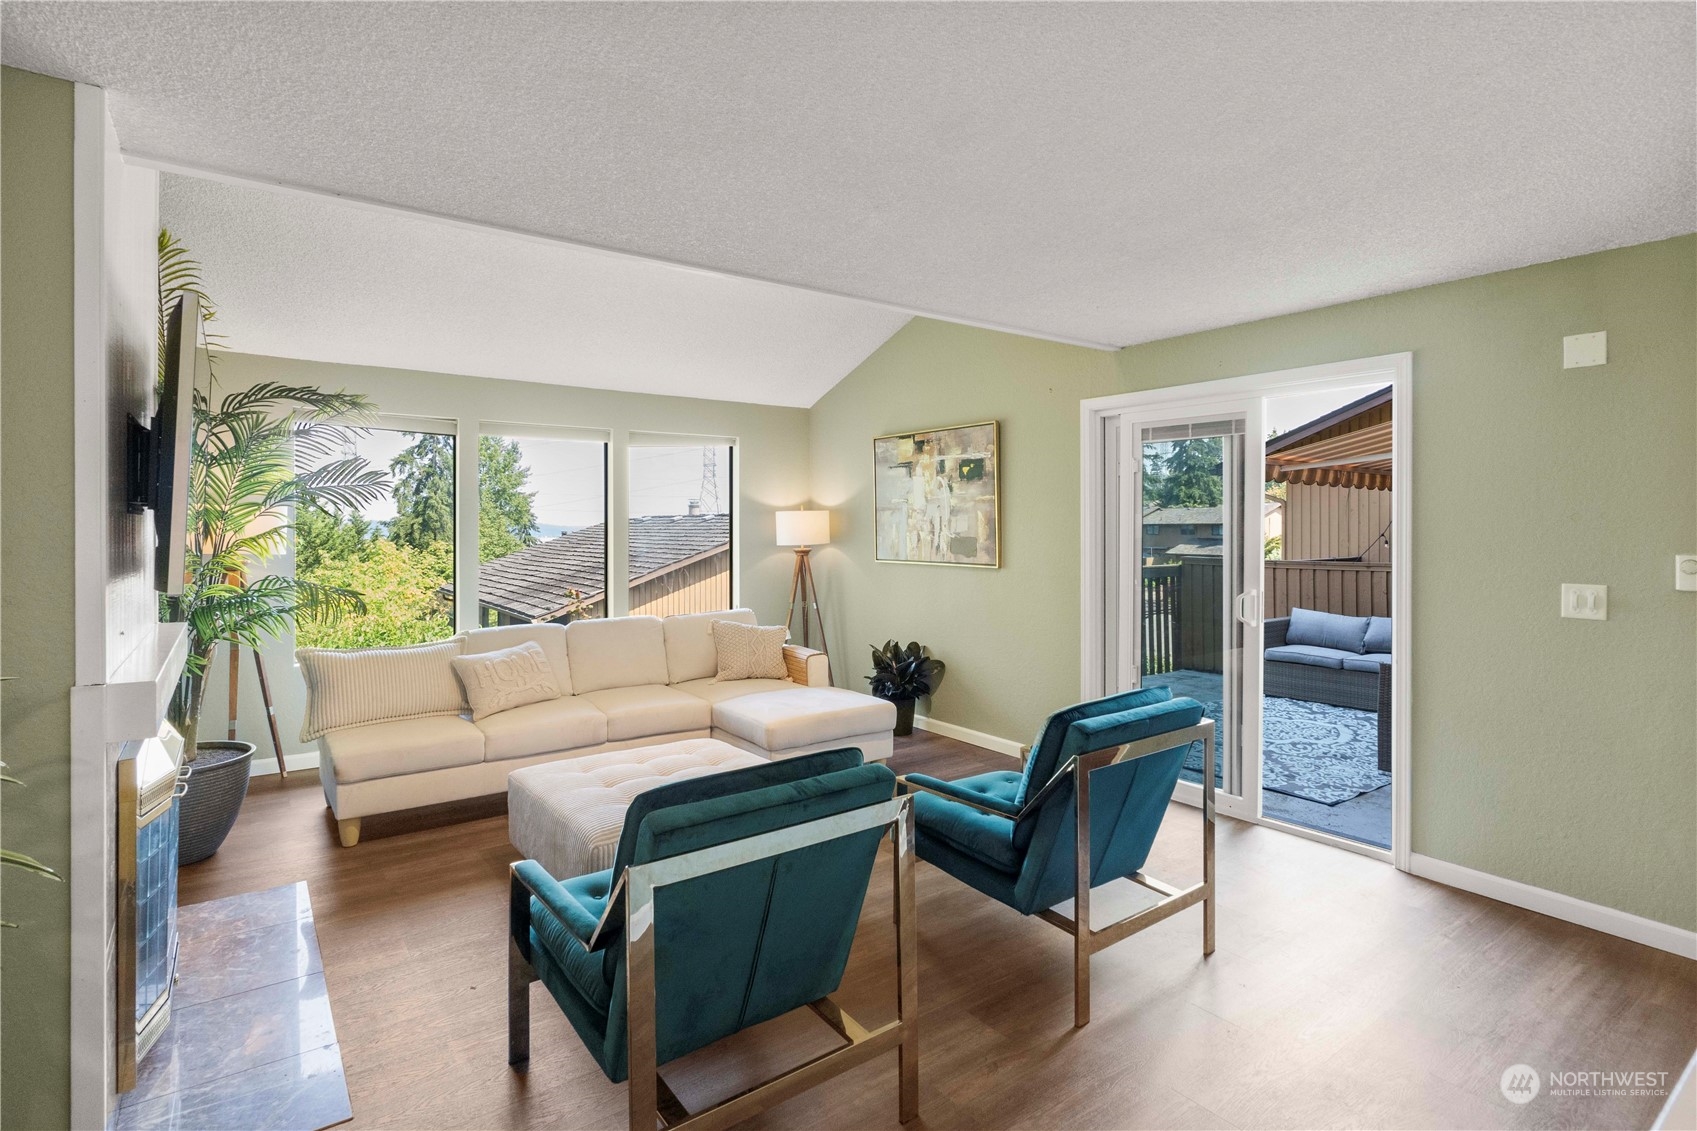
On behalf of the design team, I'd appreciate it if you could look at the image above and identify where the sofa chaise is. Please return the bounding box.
[299,609,896,846]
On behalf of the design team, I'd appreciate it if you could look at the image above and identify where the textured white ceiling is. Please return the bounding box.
[7,2,1694,361]
[154,174,907,407]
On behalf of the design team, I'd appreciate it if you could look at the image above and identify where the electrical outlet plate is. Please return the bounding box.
[1561,583,1607,620]
[1677,555,1697,592]
[1563,332,1607,368]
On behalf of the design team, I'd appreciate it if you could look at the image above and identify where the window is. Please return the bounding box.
[294,423,456,648]
[1212,524,1223,537]
[1144,524,1159,537]
[627,439,734,616]
[1180,524,1196,536]
[476,430,609,624]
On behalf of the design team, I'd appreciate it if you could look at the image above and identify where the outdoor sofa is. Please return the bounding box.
[1264,607,1393,772]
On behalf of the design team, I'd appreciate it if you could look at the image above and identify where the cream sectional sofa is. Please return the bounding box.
[301,609,896,846]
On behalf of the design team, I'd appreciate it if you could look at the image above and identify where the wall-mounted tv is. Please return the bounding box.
[127,293,199,595]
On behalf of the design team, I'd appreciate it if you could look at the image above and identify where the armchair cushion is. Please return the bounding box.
[903,770,1022,817]
[1342,652,1392,673]
[1017,687,1174,805]
[911,792,1021,873]
[1364,616,1393,654]
[514,859,606,948]
[1286,607,1370,654]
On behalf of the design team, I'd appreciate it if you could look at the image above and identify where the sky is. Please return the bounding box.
[1264,384,1389,438]
[321,430,726,529]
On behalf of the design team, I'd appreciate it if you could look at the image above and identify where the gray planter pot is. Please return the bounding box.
[178,741,255,865]
[888,698,916,737]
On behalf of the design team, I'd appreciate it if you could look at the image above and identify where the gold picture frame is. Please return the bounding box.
[873,420,1000,568]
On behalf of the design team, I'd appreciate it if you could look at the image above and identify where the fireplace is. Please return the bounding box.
[116,723,185,1092]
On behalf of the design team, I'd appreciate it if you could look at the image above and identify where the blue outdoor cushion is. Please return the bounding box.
[1364,616,1392,654]
[1342,653,1392,673]
[1265,644,1348,669]
[1286,607,1370,654]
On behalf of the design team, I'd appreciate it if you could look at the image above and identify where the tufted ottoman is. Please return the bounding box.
[507,738,766,878]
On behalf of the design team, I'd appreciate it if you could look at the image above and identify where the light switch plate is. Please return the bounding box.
[1561,583,1607,620]
[1677,555,1697,592]
[1563,331,1607,368]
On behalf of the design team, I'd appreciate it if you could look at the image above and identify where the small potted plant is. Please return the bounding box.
[160,231,387,863]
[866,640,945,737]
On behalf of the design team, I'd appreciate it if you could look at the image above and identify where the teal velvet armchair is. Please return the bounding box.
[508,749,918,1130]
[901,687,1214,1026]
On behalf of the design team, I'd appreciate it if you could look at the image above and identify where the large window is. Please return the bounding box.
[627,439,734,616]
[475,430,609,624]
[294,422,457,648]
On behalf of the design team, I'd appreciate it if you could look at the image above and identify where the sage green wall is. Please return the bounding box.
[1,65,78,1131]
[810,236,1696,931]
[206,352,814,765]
[808,323,1118,745]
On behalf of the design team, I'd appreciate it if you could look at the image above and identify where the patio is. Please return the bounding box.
[1153,668,1391,850]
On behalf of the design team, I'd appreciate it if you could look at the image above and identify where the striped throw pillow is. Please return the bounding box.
[297,636,468,741]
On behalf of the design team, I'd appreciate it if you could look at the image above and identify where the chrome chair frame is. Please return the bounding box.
[901,718,1215,1027]
[510,795,918,1131]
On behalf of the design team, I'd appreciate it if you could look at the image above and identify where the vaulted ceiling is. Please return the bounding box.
[5,2,1692,404]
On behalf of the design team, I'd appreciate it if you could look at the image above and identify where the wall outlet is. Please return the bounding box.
[1563,332,1607,368]
[1561,583,1607,620]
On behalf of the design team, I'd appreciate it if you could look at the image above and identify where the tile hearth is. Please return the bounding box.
[116,882,352,1131]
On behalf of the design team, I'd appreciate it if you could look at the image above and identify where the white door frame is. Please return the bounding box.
[1080,353,1414,870]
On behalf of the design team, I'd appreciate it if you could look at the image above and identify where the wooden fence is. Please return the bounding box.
[1265,559,1391,619]
[1139,557,1392,675]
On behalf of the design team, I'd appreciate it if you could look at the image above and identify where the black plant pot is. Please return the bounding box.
[178,741,255,865]
[889,698,916,737]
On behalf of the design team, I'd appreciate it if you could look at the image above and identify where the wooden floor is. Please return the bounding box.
[181,733,1697,1130]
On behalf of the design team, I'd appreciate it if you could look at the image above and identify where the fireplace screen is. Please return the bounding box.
[117,724,184,1092]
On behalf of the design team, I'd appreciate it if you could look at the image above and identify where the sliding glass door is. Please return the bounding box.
[1095,402,1265,819]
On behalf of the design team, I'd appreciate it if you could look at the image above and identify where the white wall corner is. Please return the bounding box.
[1408,853,1697,960]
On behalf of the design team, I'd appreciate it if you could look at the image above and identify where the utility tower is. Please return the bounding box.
[697,447,721,514]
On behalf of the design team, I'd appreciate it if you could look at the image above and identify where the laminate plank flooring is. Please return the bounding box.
[181,734,1696,1130]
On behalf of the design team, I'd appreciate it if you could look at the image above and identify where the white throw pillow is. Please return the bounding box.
[451,641,564,721]
[297,636,467,742]
[712,622,790,681]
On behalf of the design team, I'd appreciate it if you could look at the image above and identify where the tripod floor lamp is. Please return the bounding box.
[777,508,831,656]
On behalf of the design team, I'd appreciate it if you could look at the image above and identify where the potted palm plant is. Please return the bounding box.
[866,640,945,737]
[160,231,387,863]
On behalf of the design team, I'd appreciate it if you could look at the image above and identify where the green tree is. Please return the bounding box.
[477,436,538,561]
[295,539,455,649]
[294,504,373,574]
[1152,438,1223,508]
[389,434,456,549]
[389,434,539,562]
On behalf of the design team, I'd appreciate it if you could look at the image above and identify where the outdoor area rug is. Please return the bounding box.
[1184,694,1391,805]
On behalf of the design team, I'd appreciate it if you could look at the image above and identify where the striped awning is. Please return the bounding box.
[1265,391,1392,491]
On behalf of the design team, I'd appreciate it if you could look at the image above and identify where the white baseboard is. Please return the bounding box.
[911,715,1024,760]
[250,750,320,778]
[1408,853,1697,960]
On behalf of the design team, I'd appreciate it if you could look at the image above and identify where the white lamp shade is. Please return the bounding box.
[776,509,831,547]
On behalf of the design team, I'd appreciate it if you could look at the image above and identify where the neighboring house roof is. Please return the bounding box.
[1162,543,1224,557]
[1142,506,1223,526]
[445,514,730,622]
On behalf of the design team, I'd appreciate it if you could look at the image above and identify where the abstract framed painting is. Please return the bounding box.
[872,421,1000,568]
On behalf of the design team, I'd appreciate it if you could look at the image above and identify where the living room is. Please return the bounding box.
[2,5,1694,1131]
